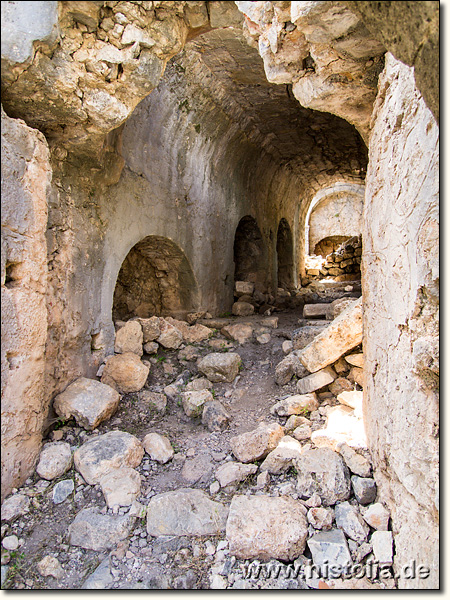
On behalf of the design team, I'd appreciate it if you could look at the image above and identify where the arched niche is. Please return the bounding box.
[112,235,198,321]
[233,216,267,287]
[276,218,294,290]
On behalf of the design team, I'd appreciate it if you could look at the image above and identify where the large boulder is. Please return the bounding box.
[230,422,284,463]
[294,448,351,506]
[68,507,135,550]
[36,442,72,480]
[226,495,308,561]
[146,489,228,536]
[197,352,242,383]
[101,352,149,393]
[74,431,144,485]
[53,377,120,430]
[297,298,362,372]
[114,320,143,355]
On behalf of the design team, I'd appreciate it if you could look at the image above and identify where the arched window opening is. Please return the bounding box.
[233,216,267,287]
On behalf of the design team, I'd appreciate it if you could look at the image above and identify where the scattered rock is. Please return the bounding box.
[157,319,183,349]
[36,442,72,480]
[74,430,144,485]
[215,462,258,488]
[53,377,121,430]
[235,281,254,296]
[329,377,354,396]
[282,340,293,354]
[271,393,318,417]
[181,454,214,484]
[99,467,141,508]
[292,325,328,350]
[143,433,174,464]
[139,390,167,415]
[68,507,135,550]
[185,377,213,392]
[256,471,270,489]
[82,557,113,590]
[348,366,364,387]
[336,443,371,477]
[114,320,143,355]
[139,316,161,342]
[362,503,390,531]
[337,390,362,410]
[226,495,308,561]
[307,529,352,569]
[371,531,394,565]
[202,400,231,432]
[210,481,220,494]
[1,494,30,522]
[144,341,159,354]
[2,535,19,551]
[230,422,284,463]
[101,352,149,393]
[166,317,212,343]
[327,298,357,320]
[52,479,75,504]
[37,556,65,580]
[222,323,253,345]
[232,302,254,316]
[351,476,377,505]
[274,353,309,386]
[335,501,369,543]
[257,333,271,344]
[260,436,303,474]
[292,425,312,441]
[296,367,337,394]
[307,507,334,530]
[285,415,311,431]
[294,448,351,506]
[181,389,213,418]
[345,353,364,368]
[197,352,242,383]
[305,493,322,508]
[146,489,229,536]
[186,311,207,325]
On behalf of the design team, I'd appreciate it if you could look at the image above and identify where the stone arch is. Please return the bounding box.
[276,218,294,290]
[112,235,198,322]
[233,216,267,287]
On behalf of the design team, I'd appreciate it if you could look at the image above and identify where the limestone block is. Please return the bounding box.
[215,462,257,488]
[1,494,30,522]
[222,323,254,345]
[68,507,135,550]
[362,503,390,531]
[234,281,254,296]
[166,317,212,343]
[181,389,213,418]
[337,390,363,411]
[230,422,285,463]
[114,320,143,355]
[307,507,334,530]
[101,352,149,393]
[197,352,242,383]
[260,436,303,474]
[138,316,161,342]
[348,366,364,387]
[53,377,121,430]
[226,495,308,561]
[202,400,231,432]
[36,442,72,480]
[270,393,318,417]
[345,353,364,368]
[336,443,371,478]
[157,319,183,349]
[99,467,141,508]
[292,325,328,350]
[371,531,394,565]
[307,529,352,569]
[296,366,337,394]
[335,501,369,543]
[146,489,228,536]
[232,301,254,316]
[297,298,362,372]
[294,448,351,506]
[142,433,174,464]
[74,431,144,485]
[303,304,330,319]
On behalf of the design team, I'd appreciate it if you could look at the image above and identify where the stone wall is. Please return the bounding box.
[362,54,439,589]
[1,108,52,501]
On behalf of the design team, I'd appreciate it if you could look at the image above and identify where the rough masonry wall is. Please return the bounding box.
[362,54,439,589]
[1,109,52,501]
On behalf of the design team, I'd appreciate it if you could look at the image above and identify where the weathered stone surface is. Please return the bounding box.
[335,501,369,543]
[303,304,330,319]
[185,377,213,392]
[114,320,143,355]
[235,281,254,296]
[146,489,228,536]
[362,503,390,531]
[307,529,352,569]
[101,353,149,393]
[345,353,364,368]
[371,531,394,565]
[348,366,364,388]
[53,377,121,430]
[337,390,362,411]
[292,425,312,442]
[157,319,183,349]
[351,476,377,505]
[298,298,362,372]
[326,298,357,320]
[230,422,285,463]
[307,507,334,530]
[271,393,318,417]
[1,494,30,522]
[181,454,214,485]
[53,479,74,505]
[143,433,174,464]
[166,317,212,343]
[36,442,72,480]
[2,535,19,551]
[215,462,257,488]
[181,389,213,418]
[232,301,254,317]
[260,436,303,474]
[294,448,351,506]
[139,316,161,342]
[74,431,144,485]
[37,555,64,580]
[285,415,311,432]
[69,507,134,550]
[202,400,231,432]
[99,467,141,508]
[222,323,254,345]
[139,390,167,415]
[296,366,337,394]
[82,557,113,590]
[226,495,308,561]
[274,353,309,385]
[329,377,354,396]
[282,340,293,354]
[337,443,371,478]
[197,352,242,383]
[292,325,328,350]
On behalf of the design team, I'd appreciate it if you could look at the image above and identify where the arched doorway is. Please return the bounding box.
[276,218,294,290]
[112,236,198,321]
[233,216,267,287]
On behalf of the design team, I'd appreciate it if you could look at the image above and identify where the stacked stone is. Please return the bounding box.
[233,281,298,315]
[306,236,362,282]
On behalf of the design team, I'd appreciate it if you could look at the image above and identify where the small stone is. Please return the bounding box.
[284,415,311,431]
[99,467,141,508]
[202,400,231,432]
[305,493,321,508]
[139,316,161,342]
[337,390,363,410]
[185,377,213,392]
[271,393,318,417]
[142,433,174,464]
[51,430,64,441]
[139,390,167,415]
[348,367,364,388]
[274,353,309,386]
[235,281,254,296]
[292,425,312,441]
[371,531,393,565]
[52,479,75,504]
[337,443,371,477]
[230,422,284,463]
[294,448,351,506]
[362,503,390,530]
[181,454,214,484]
[2,536,19,551]
[68,507,135,551]
[215,462,258,488]
[351,476,377,505]
[144,342,159,354]
[345,353,364,368]
[257,333,271,344]
[36,442,72,480]
[260,436,303,474]
[307,507,334,530]
[101,352,149,393]
[37,555,65,579]
[210,481,220,494]
[82,556,113,589]
[157,319,183,349]
[296,367,337,394]
[1,495,30,522]
[335,501,369,543]
[307,529,352,570]
[282,340,293,354]
[256,471,270,489]
[222,323,254,345]
[197,352,242,383]
[329,377,354,396]
[232,302,254,316]
[181,389,213,418]
[115,320,143,355]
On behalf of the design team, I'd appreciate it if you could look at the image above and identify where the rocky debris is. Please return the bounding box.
[186,311,207,325]
[226,495,308,561]
[2,535,19,551]
[144,341,159,354]
[292,325,328,350]
[52,479,75,504]
[348,366,364,388]
[326,298,358,320]
[235,281,254,296]
[178,346,199,361]
[297,298,362,372]
[274,353,309,385]
[294,448,351,506]
[36,442,72,480]
[271,393,318,416]
[82,557,113,590]
[181,389,213,418]
[222,323,253,345]
[53,377,121,430]
[99,467,141,508]
[256,471,270,489]
[197,352,242,383]
[114,320,143,355]
[165,317,212,344]
[202,401,231,432]
[37,556,65,580]
[292,425,312,441]
[232,302,254,317]
[1,494,30,522]
[329,377,354,396]
[345,353,364,368]
[68,508,135,551]
[282,340,293,354]
[146,489,228,536]
[139,316,161,342]
[335,501,369,543]
[139,390,167,415]
[215,462,258,488]
[74,431,144,485]
[303,304,330,319]
[307,529,352,570]
[181,454,214,484]
[142,433,174,464]
[101,352,149,393]
[337,443,371,477]
[296,367,337,394]
[260,436,303,474]
[230,422,285,463]
[351,476,377,505]
[185,377,213,392]
[307,507,334,530]
[311,405,367,451]
[371,531,394,565]
[157,319,183,349]
[285,415,311,431]
[362,503,390,531]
